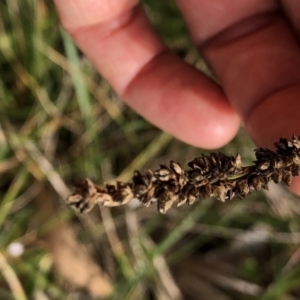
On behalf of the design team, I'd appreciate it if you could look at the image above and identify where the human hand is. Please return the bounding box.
[54,0,300,192]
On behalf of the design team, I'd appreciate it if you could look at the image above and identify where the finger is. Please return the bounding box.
[54,0,240,148]
[280,0,300,37]
[176,0,300,139]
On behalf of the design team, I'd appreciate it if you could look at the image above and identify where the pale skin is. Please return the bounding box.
[54,0,300,193]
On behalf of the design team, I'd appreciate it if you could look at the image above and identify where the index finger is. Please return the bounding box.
[54,0,240,148]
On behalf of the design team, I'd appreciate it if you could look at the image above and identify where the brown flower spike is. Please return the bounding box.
[67,135,300,214]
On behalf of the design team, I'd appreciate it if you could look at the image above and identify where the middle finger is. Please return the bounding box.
[176,0,300,128]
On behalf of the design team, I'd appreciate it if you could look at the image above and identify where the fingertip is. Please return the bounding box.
[172,108,240,149]
[123,53,241,149]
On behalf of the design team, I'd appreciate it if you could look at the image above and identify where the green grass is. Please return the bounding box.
[1,0,300,299]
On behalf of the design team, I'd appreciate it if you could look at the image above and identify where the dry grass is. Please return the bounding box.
[0,1,300,299]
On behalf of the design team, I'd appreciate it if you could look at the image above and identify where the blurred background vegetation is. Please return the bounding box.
[1,0,300,299]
